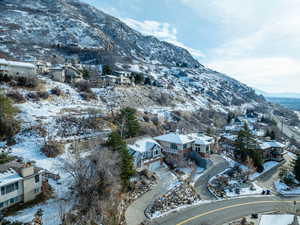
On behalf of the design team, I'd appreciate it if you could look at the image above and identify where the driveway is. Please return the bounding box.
[125,167,178,225]
[194,154,230,200]
[256,153,294,191]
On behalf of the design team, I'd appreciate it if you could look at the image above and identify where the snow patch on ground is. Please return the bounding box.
[249,161,279,180]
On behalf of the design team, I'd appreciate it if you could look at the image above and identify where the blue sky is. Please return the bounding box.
[84,0,300,94]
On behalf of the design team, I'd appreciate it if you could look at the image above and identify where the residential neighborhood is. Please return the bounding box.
[0,0,300,224]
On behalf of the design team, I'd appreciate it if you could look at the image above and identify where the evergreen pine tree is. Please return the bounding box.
[82,68,90,80]
[106,131,135,191]
[102,65,112,75]
[118,107,140,138]
[270,130,276,140]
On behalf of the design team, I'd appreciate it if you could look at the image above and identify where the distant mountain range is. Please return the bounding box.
[254,89,300,99]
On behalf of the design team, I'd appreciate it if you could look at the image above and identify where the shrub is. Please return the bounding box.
[80,92,96,101]
[0,153,15,164]
[41,141,65,158]
[26,92,40,101]
[16,76,39,88]
[37,91,49,100]
[0,118,20,141]
[50,87,62,96]
[0,74,12,83]
[75,80,92,93]
[0,95,20,141]
[6,91,26,103]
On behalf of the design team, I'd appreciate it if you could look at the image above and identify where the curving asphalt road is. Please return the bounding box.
[194,154,230,200]
[150,195,300,225]
[149,154,299,225]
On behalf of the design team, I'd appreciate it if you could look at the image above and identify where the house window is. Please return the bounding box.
[0,202,3,208]
[35,175,40,183]
[15,182,19,190]
[170,143,177,150]
[1,187,5,195]
[183,144,187,149]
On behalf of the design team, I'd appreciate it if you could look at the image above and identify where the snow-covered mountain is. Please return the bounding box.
[0,0,265,111]
[0,0,201,68]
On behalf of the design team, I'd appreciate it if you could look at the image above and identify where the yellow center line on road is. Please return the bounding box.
[177,200,298,225]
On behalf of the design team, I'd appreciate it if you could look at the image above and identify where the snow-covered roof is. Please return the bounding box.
[259,141,285,150]
[0,168,22,187]
[128,137,160,153]
[154,132,194,145]
[194,134,214,145]
[259,214,300,225]
[222,134,237,141]
[0,58,35,69]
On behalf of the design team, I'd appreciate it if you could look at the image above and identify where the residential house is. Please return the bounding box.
[127,137,163,171]
[0,58,36,78]
[192,133,216,157]
[0,161,43,210]
[100,73,132,86]
[64,64,83,83]
[154,132,194,156]
[258,140,285,162]
[49,66,65,82]
[49,64,83,83]
[35,61,51,74]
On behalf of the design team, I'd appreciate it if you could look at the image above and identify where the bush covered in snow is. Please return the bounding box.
[41,141,65,158]
[50,87,63,96]
[0,94,20,141]
[6,91,26,103]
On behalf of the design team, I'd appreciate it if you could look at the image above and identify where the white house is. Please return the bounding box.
[0,58,36,77]
[192,133,215,157]
[128,137,163,171]
[0,162,43,210]
[154,132,194,155]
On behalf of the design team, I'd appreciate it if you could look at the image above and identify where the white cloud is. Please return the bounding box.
[208,57,300,93]
[181,0,300,93]
[122,18,205,58]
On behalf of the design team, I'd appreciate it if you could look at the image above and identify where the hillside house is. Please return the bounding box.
[35,61,51,74]
[100,74,132,86]
[154,132,194,156]
[0,161,43,210]
[258,140,285,162]
[49,64,83,83]
[128,137,163,171]
[49,67,65,82]
[192,133,216,157]
[64,64,83,83]
[0,58,36,78]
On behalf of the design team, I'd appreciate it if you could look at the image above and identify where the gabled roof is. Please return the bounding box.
[154,132,194,145]
[194,134,214,145]
[0,168,22,186]
[128,137,160,153]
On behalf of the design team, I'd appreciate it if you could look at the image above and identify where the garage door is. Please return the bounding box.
[149,161,161,171]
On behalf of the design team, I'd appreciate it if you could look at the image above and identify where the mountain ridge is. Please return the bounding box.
[0,0,266,111]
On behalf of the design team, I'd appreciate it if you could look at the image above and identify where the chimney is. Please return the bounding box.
[20,163,34,177]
